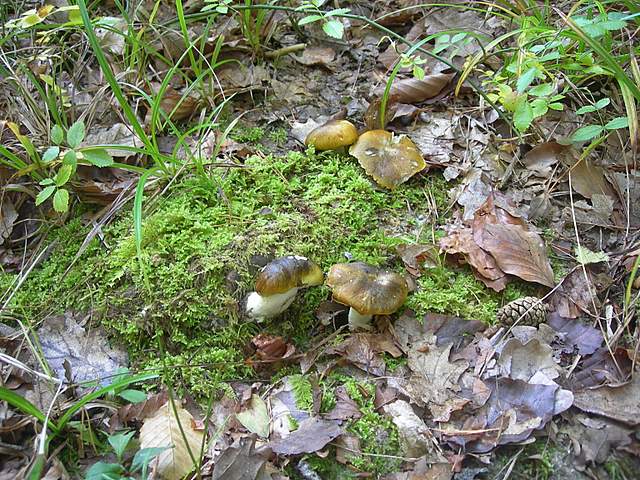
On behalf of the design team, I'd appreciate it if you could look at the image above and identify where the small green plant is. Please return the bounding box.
[35,120,114,213]
[85,431,168,480]
[296,0,350,39]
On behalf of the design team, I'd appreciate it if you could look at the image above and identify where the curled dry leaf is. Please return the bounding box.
[377,73,455,105]
[294,46,336,66]
[139,402,205,480]
[572,374,640,426]
[522,141,569,177]
[250,333,296,362]
[475,223,555,288]
[547,312,602,355]
[396,243,439,277]
[569,159,616,200]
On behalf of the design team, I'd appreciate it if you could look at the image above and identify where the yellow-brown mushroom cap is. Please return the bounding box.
[326,262,408,315]
[255,256,324,296]
[305,120,359,151]
[349,130,426,189]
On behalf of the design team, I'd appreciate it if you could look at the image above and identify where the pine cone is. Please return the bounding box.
[497,297,547,326]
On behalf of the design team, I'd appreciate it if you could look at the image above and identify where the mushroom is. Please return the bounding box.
[349,130,425,189]
[326,262,408,330]
[246,256,324,319]
[305,119,359,151]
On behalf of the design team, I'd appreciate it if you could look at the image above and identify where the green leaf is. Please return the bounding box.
[0,387,58,432]
[548,102,565,111]
[513,97,534,131]
[85,462,125,480]
[298,14,322,25]
[63,149,78,167]
[575,245,609,265]
[51,125,64,144]
[575,105,596,115]
[42,146,60,162]
[326,8,350,16]
[529,83,554,97]
[413,65,425,80]
[570,124,605,142]
[108,431,135,461]
[67,120,85,148]
[594,97,611,109]
[322,19,344,39]
[131,447,170,474]
[531,98,548,118]
[36,186,56,206]
[516,67,539,93]
[39,178,55,186]
[53,188,70,213]
[605,116,629,130]
[55,164,74,186]
[117,389,147,404]
[82,148,114,167]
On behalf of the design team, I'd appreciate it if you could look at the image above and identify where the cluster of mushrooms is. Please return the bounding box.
[246,120,424,329]
[304,119,426,189]
[246,256,408,331]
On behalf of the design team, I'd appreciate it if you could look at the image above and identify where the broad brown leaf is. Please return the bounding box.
[380,73,455,105]
[475,223,555,288]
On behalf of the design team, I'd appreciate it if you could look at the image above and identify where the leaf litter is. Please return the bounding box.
[2,0,640,478]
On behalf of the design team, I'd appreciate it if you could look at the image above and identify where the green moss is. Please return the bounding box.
[230,125,265,143]
[4,149,448,394]
[407,265,530,324]
[343,379,402,475]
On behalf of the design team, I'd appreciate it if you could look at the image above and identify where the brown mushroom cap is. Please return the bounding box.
[326,262,408,315]
[255,256,324,296]
[305,120,359,151]
[349,130,426,189]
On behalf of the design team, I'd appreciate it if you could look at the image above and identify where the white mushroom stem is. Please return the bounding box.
[348,307,373,331]
[246,288,299,319]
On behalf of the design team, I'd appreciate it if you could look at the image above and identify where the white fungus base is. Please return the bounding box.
[348,308,373,331]
[245,288,299,319]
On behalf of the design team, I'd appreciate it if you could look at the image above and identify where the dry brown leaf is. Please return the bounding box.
[139,402,205,480]
[476,223,555,288]
[523,141,569,177]
[440,225,508,291]
[573,375,640,425]
[405,336,470,422]
[379,73,455,105]
[110,391,169,431]
[294,46,335,66]
[569,159,616,200]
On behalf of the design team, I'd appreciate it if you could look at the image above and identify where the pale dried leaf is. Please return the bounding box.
[236,394,270,438]
[139,402,205,480]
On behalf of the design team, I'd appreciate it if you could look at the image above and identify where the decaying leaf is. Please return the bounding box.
[405,336,470,421]
[139,402,205,480]
[378,73,455,105]
[267,417,343,455]
[328,333,402,376]
[548,313,602,355]
[547,269,599,318]
[573,375,640,425]
[498,338,560,382]
[211,436,269,480]
[110,391,170,431]
[475,223,555,288]
[38,312,128,388]
[383,400,441,459]
[397,243,439,276]
[236,394,270,438]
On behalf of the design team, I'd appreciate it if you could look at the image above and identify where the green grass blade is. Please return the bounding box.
[0,387,59,433]
[55,372,158,435]
[76,0,166,173]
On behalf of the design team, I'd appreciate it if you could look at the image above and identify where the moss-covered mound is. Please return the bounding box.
[1,149,520,394]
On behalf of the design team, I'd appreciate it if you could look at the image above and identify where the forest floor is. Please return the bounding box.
[1,1,640,479]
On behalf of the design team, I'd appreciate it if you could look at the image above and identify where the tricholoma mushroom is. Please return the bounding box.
[326,262,408,330]
[305,119,359,151]
[246,256,324,319]
[349,130,425,189]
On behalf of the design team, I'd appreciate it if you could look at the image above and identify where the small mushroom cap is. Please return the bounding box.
[255,256,324,296]
[305,120,359,151]
[349,130,426,189]
[326,262,408,315]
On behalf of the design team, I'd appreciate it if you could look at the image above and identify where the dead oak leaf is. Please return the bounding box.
[475,223,555,288]
[406,337,470,422]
